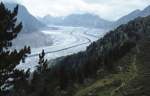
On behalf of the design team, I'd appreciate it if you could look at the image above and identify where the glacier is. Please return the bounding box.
[16,26,107,72]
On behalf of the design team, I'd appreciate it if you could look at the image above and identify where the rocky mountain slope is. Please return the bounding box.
[5,3,46,33]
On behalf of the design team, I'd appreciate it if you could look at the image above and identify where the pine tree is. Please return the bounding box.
[0,2,30,95]
[37,50,48,73]
[28,50,48,95]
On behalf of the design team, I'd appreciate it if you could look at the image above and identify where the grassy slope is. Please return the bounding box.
[74,37,150,96]
[74,45,138,96]
[118,37,150,96]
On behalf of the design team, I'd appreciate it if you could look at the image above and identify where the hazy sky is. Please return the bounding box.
[1,0,150,21]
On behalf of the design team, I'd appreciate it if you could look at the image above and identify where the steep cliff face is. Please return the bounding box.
[5,3,45,33]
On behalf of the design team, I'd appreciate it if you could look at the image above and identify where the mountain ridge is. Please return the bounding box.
[114,5,150,28]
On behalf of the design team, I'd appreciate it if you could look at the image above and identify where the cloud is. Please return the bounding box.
[1,0,150,21]
[82,0,150,20]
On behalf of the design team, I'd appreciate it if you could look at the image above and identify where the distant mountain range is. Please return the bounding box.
[41,13,113,29]
[5,3,46,33]
[41,5,150,29]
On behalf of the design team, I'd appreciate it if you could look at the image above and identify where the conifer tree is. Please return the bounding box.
[37,50,48,73]
[0,2,30,95]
